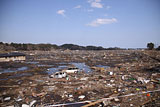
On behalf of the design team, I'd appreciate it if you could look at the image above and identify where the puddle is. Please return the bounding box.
[14,73,32,78]
[59,62,68,65]
[37,64,53,67]
[0,67,28,74]
[59,65,68,69]
[1,69,14,73]
[17,67,28,71]
[47,68,59,75]
[46,65,68,75]
[46,62,92,74]
[70,62,92,73]
[25,61,39,64]
[95,65,110,69]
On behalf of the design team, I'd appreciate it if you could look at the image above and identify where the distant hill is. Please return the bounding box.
[0,42,124,51]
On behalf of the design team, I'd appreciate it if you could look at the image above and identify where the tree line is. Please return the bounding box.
[0,42,159,51]
[0,42,110,51]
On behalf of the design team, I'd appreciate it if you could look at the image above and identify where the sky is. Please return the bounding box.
[0,0,160,48]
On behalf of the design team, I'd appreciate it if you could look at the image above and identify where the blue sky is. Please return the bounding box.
[0,0,160,48]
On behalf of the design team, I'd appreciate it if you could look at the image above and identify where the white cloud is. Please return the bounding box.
[57,10,66,16]
[91,2,103,8]
[88,0,101,3]
[95,0,101,2]
[88,0,103,8]
[74,5,81,9]
[87,18,117,27]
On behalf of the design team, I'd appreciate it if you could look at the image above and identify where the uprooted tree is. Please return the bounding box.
[147,42,154,50]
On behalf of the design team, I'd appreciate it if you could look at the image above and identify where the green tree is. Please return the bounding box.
[147,42,154,50]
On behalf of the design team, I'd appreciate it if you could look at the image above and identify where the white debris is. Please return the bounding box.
[137,77,150,84]
[78,95,85,99]
[15,98,23,102]
[114,98,120,102]
[22,104,29,107]
[69,94,73,98]
[144,79,150,84]
[4,97,11,101]
[110,80,114,83]
[109,71,113,75]
[107,83,113,87]
[130,104,133,106]
[29,100,36,107]
[80,77,88,81]
[118,89,121,92]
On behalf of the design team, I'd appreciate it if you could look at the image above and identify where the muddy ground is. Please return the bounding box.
[0,50,160,107]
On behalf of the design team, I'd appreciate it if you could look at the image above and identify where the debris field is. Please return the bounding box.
[0,50,160,107]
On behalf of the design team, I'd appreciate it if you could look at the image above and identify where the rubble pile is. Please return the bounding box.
[0,50,160,106]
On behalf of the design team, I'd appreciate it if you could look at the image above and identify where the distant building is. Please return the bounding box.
[0,52,26,62]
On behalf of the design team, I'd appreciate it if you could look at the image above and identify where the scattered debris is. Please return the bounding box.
[0,50,160,106]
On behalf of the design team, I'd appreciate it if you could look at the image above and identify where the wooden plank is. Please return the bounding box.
[81,100,102,107]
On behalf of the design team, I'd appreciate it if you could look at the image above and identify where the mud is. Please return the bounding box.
[0,50,160,106]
